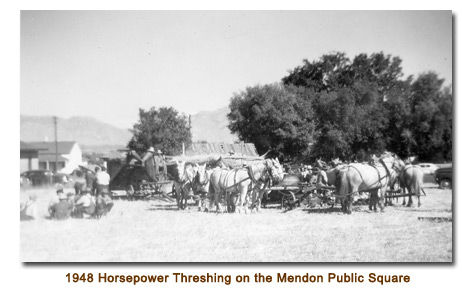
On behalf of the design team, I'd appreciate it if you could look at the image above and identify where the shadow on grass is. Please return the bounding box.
[146,203,179,211]
[301,207,343,214]
[400,208,453,213]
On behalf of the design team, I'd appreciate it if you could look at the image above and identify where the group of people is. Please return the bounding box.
[299,165,314,183]
[47,187,114,220]
[20,164,114,221]
[142,147,168,181]
[73,166,110,196]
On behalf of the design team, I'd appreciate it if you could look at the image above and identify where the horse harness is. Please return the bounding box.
[333,158,397,198]
[221,161,272,192]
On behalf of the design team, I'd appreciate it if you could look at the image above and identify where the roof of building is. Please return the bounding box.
[25,141,78,155]
[185,143,259,157]
[20,141,48,152]
[38,154,68,162]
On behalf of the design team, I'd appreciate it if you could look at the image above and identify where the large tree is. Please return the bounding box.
[128,107,192,156]
[229,52,452,163]
[228,83,316,162]
[408,72,453,161]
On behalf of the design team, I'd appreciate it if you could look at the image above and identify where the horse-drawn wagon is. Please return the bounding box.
[99,149,176,203]
[269,174,335,210]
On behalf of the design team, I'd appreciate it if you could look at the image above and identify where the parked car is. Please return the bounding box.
[434,167,452,189]
[52,173,72,186]
[20,170,53,187]
[417,163,439,174]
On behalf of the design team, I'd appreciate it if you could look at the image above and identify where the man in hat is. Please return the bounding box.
[49,191,73,220]
[154,149,167,181]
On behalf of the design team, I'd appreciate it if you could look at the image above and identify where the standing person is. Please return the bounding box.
[85,170,96,196]
[142,147,156,181]
[49,192,73,220]
[20,194,39,221]
[95,166,110,195]
[73,170,87,195]
[306,165,314,184]
[154,149,167,181]
[299,167,308,182]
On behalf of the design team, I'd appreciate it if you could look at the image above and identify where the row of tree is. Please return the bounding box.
[228,52,452,163]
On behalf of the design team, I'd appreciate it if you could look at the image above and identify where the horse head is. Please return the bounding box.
[316,158,329,169]
[195,163,210,185]
[173,161,187,182]
[267,158,284,183]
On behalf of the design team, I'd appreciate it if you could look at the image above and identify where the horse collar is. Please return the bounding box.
[379,158,393,179]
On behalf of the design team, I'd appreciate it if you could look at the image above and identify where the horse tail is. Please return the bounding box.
[412,168,423,196]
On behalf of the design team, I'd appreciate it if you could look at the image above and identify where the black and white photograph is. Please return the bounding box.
[18,10,452,263]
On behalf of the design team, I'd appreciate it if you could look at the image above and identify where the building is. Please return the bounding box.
[20,141,46,173]
[25,141,83,174]
[185,142,259,157]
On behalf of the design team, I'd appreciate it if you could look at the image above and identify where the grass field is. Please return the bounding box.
[20,183,452,262]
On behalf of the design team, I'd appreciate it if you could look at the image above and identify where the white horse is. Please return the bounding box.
[209,158,284,213]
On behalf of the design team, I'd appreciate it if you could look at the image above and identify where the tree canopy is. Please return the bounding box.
[128,107,192,156]
[228,52,452,163]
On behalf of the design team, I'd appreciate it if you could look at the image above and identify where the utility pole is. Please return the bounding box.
[54,116,58,173]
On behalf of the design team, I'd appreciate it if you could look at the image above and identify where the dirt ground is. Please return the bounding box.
[20,183,452,262]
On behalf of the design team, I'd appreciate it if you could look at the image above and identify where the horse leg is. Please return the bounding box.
[369,191,378,212]
[378,188,385,212]
[368,193,374,210]
[406,187,413,207]
[347,195,353,214]
[239,185,249,214]
[214,190,222,213]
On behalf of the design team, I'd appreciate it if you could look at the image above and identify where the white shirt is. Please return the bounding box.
[96,171,110,185]
[76,193,92,207]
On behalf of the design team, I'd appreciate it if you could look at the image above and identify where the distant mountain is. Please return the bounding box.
[20,115,132,147]
[190,107,238,143]
[21,108,239,149]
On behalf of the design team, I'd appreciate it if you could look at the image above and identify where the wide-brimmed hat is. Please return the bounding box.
[307,165,312,170]
[148,146,155,152]
[157,149,162,154]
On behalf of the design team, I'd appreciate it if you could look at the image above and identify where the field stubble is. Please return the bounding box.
[20,183,452,262]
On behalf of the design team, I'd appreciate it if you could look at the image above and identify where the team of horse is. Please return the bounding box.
[168,151,425,215]
[315,152,425,214]
[169,158,284,213]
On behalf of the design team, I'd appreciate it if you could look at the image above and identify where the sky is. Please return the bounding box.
[20,10,452,129]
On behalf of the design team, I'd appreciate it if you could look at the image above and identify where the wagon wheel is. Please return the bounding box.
[281,192,295,210]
